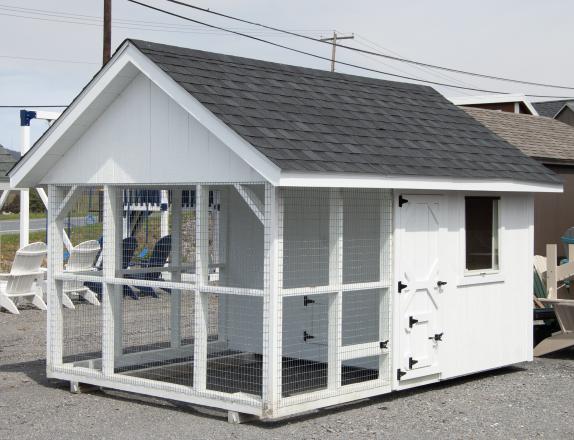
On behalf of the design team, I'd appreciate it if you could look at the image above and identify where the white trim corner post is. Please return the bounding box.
[328,188,343,391]
[193,185,209,393]
[262,183,282,418]
[46,185,66,374]
[102,185,124,376]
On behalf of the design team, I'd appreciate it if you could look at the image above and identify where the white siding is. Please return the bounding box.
[438,192,533,379]
[40,73,264,185]
[394,191,534,387]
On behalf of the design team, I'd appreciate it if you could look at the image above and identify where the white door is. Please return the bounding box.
[396,194,444,381]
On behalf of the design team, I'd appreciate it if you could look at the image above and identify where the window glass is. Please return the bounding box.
[465,197,499,271]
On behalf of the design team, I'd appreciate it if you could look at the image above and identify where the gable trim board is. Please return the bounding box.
[9,40,562,193]
[10,43,281,188]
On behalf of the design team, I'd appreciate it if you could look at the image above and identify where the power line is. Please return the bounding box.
[0,54,98,65]
[0,2,332,32]
[127,0,574,99]
[0,4,330,37]
[0,105,67,108]
[165,0,574,92]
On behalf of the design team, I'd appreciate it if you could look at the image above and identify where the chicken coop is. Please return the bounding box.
[9,39,561,421]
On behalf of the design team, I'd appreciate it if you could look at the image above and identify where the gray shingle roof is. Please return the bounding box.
[132,40,558,184]
[533,100,573,118]
[463,107,574,164]
[0,144,18,182]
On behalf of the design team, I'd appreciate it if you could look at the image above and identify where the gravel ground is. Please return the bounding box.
[1,306,573,440]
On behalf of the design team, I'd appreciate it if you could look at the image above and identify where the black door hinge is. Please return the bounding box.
[398,281,408,293]
[303,330,315,342]
[409,357,418,369]
[380,340,389,349]
[397,369,407,380]
[409,316,419,328]
[428,332,443,342]
[303,296,315,307]
[398,195,408,207]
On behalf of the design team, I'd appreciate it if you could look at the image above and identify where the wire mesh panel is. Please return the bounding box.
[61,300,102,369]
[206,293,263,397]
[116,285,195,388]
[214,184,265,290]
[282,294,329,397]
[279,188,393,408]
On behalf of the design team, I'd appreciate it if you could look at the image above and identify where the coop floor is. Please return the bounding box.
[119,353,378,397]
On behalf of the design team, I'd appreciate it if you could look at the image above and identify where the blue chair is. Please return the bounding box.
[84,237,139,300]
[126,235,172,299]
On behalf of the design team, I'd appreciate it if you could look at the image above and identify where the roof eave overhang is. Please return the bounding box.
[278,171,563,193]
[9,40,282,188]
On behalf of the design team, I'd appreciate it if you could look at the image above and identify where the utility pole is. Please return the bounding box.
[320,31,354,72]
[103,0,112,65]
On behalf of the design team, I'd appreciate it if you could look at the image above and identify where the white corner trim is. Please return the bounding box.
[10,41,281,188]
[278,172,563,193]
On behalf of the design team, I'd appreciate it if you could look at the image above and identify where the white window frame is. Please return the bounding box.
[458,194,504,287]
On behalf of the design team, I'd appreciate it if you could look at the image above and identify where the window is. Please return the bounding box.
[465,196,499,272]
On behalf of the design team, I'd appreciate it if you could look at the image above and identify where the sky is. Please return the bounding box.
[0,0,573,151]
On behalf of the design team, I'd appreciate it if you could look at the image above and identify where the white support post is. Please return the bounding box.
[102,185,123,375]
[193,185,209,392]
[19,124,31,248]
[160,190,169,237]
[379,192,392,377]
[262,184,282,417]
[47,185,65,371]
[170,189,182,348]
[328,188,343,391]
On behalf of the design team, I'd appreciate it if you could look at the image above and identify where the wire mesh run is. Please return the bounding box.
[49,184,394,417]
[279,188,393,407]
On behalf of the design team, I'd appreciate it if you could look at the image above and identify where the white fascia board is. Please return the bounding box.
[278,172,563,193]
[10,42,134,188]
[10,41,281,187]
[449,93,538,115]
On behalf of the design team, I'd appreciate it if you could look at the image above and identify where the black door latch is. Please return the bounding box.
[397,369,407,380]
[303,331,315,342]
[437,281,447,287]
[303,296,315,306]
[409,357,418,369]
[398,195,408,207]
[398,281,408,293]
[380,340,389,349]
[409,316,419,328]
[428,332,443,342]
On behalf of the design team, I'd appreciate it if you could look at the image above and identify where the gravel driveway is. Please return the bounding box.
[1,306,573,440]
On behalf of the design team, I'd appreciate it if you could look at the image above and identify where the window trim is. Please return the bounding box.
[458,194,504,286]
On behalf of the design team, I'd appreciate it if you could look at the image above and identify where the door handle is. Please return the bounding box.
[437,280,447,287]
[409,316,419,328]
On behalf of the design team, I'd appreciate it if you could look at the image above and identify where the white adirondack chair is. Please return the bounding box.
[62,240,101,308]
[0,242,47,315]
[533,248,574,356]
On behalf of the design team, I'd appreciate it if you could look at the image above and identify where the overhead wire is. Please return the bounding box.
[164,0,574,92]
[127,0,574,99]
